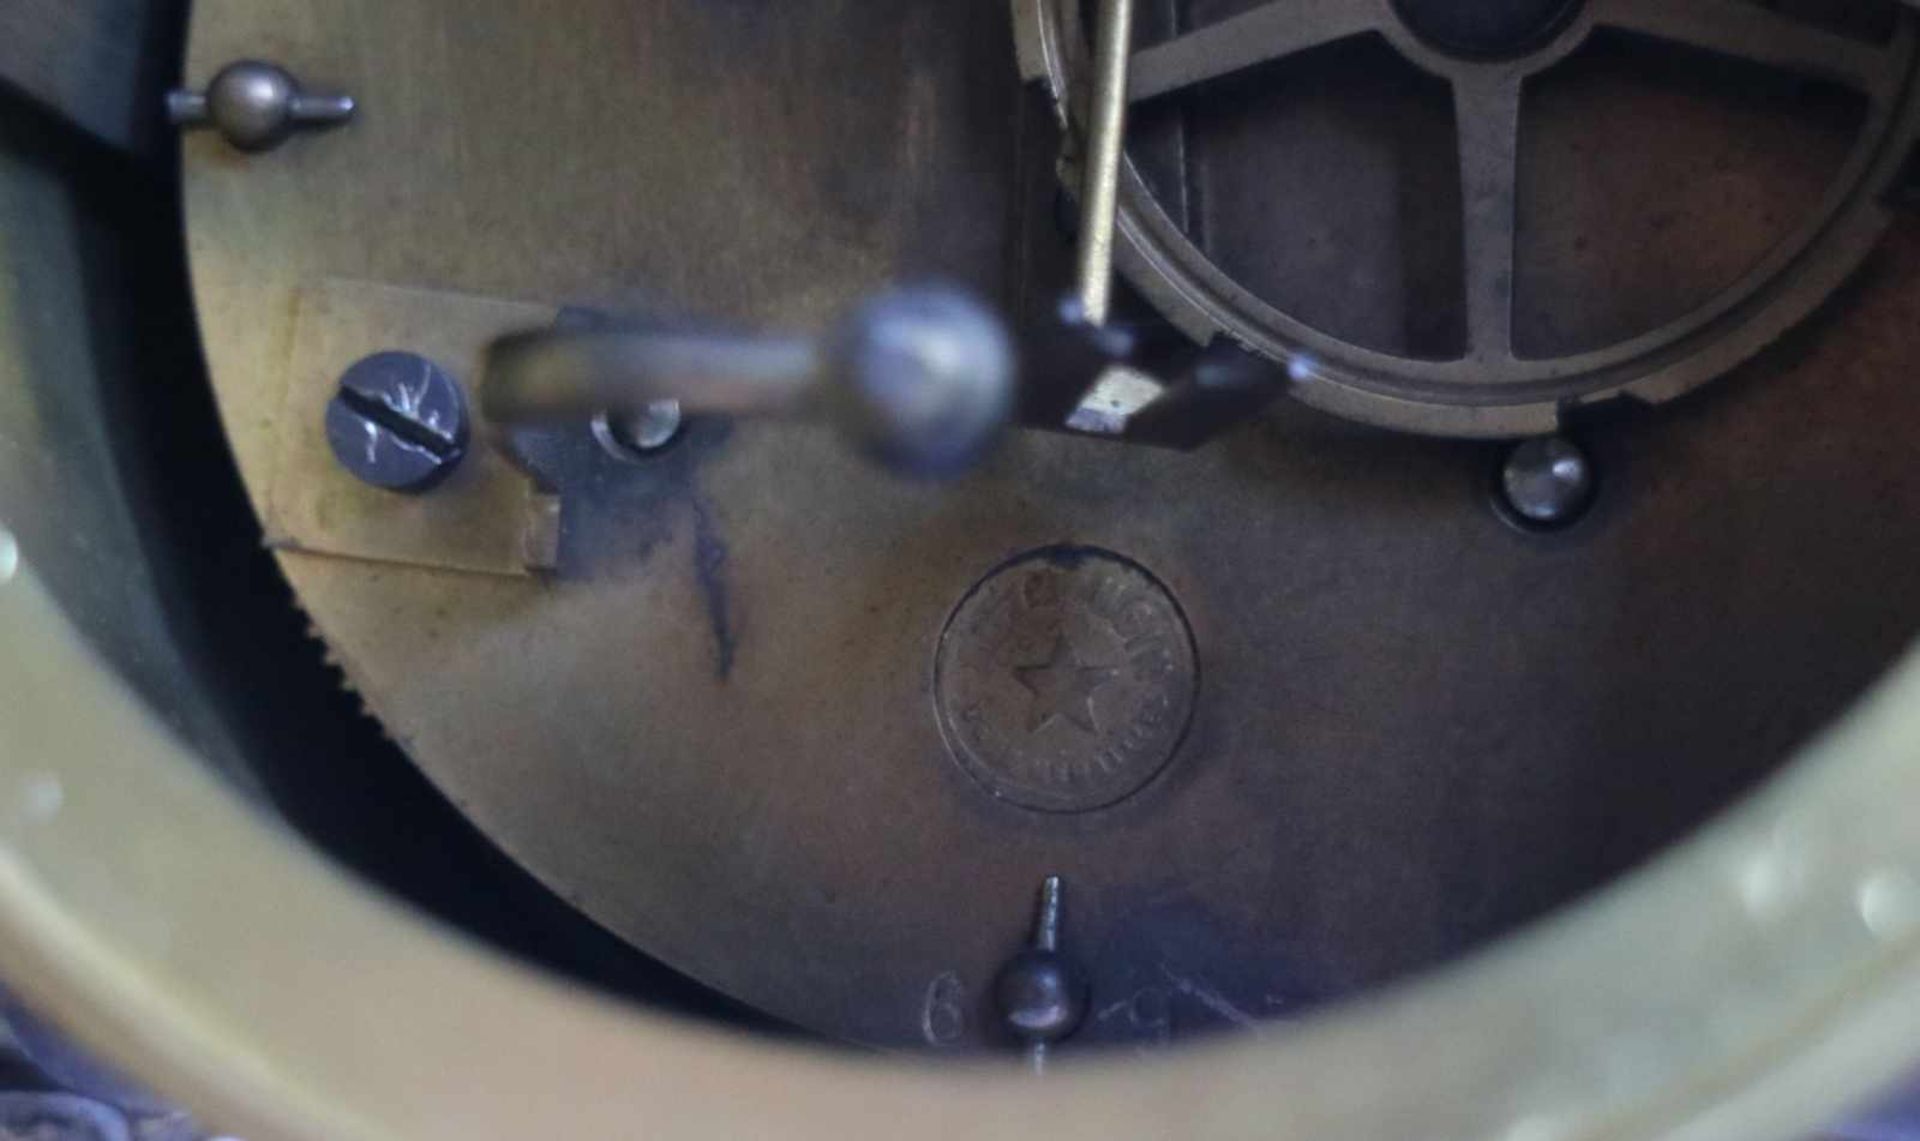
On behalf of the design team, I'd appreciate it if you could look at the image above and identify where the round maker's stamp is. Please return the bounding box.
[934,547,1197,812]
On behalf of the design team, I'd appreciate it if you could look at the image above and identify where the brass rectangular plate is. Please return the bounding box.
[264,279,559,578]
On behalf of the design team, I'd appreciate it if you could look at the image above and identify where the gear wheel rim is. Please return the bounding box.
[1015,0,1920,438]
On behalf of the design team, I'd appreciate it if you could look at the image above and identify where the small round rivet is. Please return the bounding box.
[995,950,1090,1044]
[167,61,356,154]
[1859,870,1920,941]
[994,876,1090,1068]
[1499,436,1596,530]
[592,401,684,461]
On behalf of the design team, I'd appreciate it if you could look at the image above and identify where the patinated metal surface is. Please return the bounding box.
[184,0,1920,1049]
[266,281,557,577]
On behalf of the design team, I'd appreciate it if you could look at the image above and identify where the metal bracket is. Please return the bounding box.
[264,280,560,578]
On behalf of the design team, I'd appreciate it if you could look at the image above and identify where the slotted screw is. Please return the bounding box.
[325,352,469,494]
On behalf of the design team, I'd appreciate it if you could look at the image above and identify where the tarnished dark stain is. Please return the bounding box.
[509,415,738,678]
[688,490,736,681]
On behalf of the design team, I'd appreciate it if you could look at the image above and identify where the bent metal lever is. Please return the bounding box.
[481,286,1018,477]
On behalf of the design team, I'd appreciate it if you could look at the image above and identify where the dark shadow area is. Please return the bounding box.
[1153,34,1469,359]
[1517,28,1866,356]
